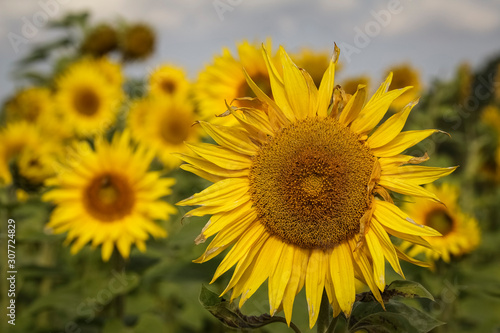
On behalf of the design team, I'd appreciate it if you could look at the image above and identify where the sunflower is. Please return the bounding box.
[129,96,200,170]
[148,64,190,99]
[340,75,371,96]
[4,87,53,123]
[55,59,123,136]
[80,24,118,57]
[385,63,422,111]
[177,45,456,328]
[0,121,59,185]
[120,23,155,60]
[194,40,275,126]
[43,131,176,261]
[400,183,480,264]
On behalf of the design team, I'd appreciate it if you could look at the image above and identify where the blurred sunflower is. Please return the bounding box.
[0,121,59,186]
[385,63,422,111]
[148,65,190,99]
[194,40,275,126]
[120,23,155,60]
[400,183,480,264]
[80,24,118,57]
[291,48,333,87]
[456,62,472,105]
[130,96,200,170]
[43,131,176,261]
[480,105,500,181]
[5,87,53,123]
[178,45,455,328]
[341,75,371,96]
[55,59,123,136]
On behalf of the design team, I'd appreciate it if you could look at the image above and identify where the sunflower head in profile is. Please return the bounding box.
[5,87,53,123]
[178,44,456,328]
[385,63,422,111]
[194,40,276,126]
[400,183,480,265]
[480,105,500,181]
[148,65,190,99]
[128,96,200,170]
[43,131,176,261]
[80,24,118,57]
[55,59,123,137]
[120,23,155,60]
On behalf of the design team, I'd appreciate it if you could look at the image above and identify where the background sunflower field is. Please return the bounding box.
[1,1,500,332]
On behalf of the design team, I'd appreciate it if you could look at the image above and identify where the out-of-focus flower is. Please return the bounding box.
[480,105,500,181]
[128,96,200,170]
[456,62,473,105]
[80,24,118,57]
[0,121,59,186]
[385,63,422,111]
[148,65,190,99]
[400,183,480,264]
[55,59,123,136]
[5,87,53,124]
[341,75,371,96]
[194,40,276,126]
[120,23,155,60]
[178,45,455,328]
[43,131,176,261]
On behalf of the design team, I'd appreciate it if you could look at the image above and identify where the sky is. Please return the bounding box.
[1,0,500,103]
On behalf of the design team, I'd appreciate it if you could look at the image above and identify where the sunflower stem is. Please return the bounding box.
[317,290,331,333]
[112,250,126,320]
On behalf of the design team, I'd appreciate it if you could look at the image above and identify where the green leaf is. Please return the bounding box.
[386,280,434,301]
[199,285,290,330]
[134,313,168,333]
[349,300,444,333]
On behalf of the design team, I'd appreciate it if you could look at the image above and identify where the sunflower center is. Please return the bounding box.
[160,79,176,94]
[249,117,376,249]
[160,113,191,145]
[84,173,135,222]
[425,209,454,236]
[73,88,100,116]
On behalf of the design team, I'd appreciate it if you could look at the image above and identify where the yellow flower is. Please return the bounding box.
[194,40,275,126]
[148,65,190,99]
[43,131,176,261]
[120,23,155,60]
[400,183,480,264]
[178,45,455,328]
[5,87,53,123]
[55,59,123,136]
[480,105,500,181]
[384,63,422,111]
[341,75,371,96]
[291,48,333,87]
[128,96,200,170]
[0,121,59,185]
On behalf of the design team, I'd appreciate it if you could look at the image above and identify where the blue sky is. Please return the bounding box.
[1,0,500,103]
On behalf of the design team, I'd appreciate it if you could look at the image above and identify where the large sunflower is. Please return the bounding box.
[194,40,275,126]
[400,183,480,264]
[55,60,123,136]
[43,131,176,261]
[178,45,456,328]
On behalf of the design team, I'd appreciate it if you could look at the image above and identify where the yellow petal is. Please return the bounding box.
[330,243,355,316]
[280,46,310,120]
[283,247,309,326]
[305,249,327,328]
[199,121,258,155]
[378,178,441,202]
[381,166,457,185]
[268,244,294,316]
[367,99,418,148]
[101,240,114,262]
[373,200,441,236]
[365,229,385,290]
[338,85,367,126]
[316,45,339,118]
[176,153,249,178]
[372,129,442,157]
[177,178,249,206]
[370,220,404,278]
[186,142,251,170]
